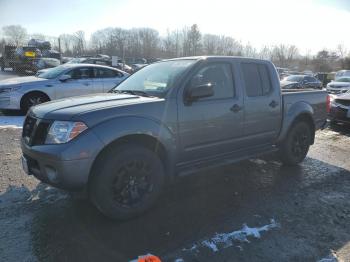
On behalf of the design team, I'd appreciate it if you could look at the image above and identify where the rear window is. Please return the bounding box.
[96,68,122,78]
[242,63,272,97]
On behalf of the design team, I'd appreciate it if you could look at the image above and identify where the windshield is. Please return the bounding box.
[285,75,304,82]
[37,65,68,79]
[112,59,196,97]
[336,77,350,83]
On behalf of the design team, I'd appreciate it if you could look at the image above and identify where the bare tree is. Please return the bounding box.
[2,25,27,46]
[337,44,348,69]
[59,34,75,55]
[30,33,46,40]
[202,34,219,55]
[243,43,257,58]
[73,30,85,56]
[187,24,201,56]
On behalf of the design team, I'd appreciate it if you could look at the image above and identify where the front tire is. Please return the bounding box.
[89,144,165,220]
[20,93,50,112]
[279,121,312,166]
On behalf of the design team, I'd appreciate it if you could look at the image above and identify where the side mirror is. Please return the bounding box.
[187,83,214,102]
[59,74,71,82]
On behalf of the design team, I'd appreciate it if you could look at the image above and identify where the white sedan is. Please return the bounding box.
[326,77,350,95]
[0,64,129,111]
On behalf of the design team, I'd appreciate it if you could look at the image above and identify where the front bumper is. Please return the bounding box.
[0,92,22,110]
[326,88,349,95]
[21,130,104,191]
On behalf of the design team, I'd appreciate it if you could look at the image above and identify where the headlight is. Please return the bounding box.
[45,121,88,144]
[0,86,21,93]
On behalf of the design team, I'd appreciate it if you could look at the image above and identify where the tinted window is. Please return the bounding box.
[242,63,272,97]
[190,63,234,100]
[96,68,122,78]
[67,67,93,79]
[305,76,316,82]
[258,64,272,95]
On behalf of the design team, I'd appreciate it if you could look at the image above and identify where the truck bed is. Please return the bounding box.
[281,89,328,130]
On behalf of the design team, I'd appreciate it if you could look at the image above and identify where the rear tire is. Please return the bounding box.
[89,144,165,220]
[279,121,312,166]
[20,93,50,112]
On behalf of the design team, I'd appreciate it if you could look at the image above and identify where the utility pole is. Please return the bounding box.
[58,37,62,63]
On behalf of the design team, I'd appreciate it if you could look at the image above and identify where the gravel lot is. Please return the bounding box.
[1,71,350,262]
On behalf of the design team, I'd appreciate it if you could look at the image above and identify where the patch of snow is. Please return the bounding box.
[202,240,219,252]
[250,159,267,165]
[0,116,24,129]
[183,219,279,254]
[318,251,339,262]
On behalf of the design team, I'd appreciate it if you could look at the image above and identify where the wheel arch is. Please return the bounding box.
[89,133,173,188]
[279,112,316,145]
[20,91,51,110]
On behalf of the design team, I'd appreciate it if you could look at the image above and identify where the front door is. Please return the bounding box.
[177,62,244,162]
[54,67,96,99]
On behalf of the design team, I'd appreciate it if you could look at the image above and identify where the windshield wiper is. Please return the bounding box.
[111,90,155,97]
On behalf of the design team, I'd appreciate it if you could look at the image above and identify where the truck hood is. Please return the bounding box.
[327,82,350,88]
[0,76,48,87]
[31,93,163,121]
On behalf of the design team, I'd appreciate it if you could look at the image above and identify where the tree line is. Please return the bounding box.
[1,24,350,72]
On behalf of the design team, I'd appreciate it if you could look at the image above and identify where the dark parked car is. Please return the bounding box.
[329,93,350,125]
[21,56,328,219]
[281,75,323,89]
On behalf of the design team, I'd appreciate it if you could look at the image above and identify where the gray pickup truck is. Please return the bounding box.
[21,56,328,219]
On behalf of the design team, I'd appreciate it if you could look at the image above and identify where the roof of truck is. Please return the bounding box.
[163,56,270,63]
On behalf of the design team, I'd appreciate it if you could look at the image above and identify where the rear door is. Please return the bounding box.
[54,67,96,99]
[240,62,282,146]
[95,67,126,92]
[177,61,244,161]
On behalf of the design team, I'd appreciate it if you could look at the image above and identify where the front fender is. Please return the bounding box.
[277,101,314,143]
[91,115,177,157]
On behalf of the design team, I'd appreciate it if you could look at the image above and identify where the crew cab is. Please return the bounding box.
[21,56,328,219]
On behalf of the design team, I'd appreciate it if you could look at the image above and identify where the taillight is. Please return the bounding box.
[326,95,331,113]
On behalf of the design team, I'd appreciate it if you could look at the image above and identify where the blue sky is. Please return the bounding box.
[0,0,350,54]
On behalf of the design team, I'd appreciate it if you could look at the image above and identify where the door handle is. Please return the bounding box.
[269,100,279,108]
[230,104,242,113]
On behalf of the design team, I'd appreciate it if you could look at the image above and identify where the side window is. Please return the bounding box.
[258,64,272,95]
[67,67,93,79]
[306,76,316,82]
[97,68,122,78]
[242,63,272,97]
[190,63,234,100]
